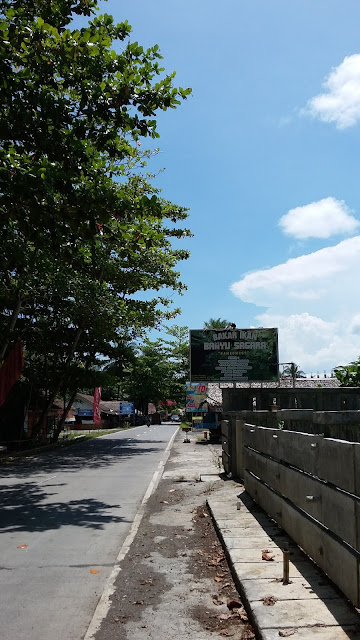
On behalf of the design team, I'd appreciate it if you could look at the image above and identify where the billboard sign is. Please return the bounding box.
[185,382,208,412]
[190,328,278,382]
[119,401,134,415]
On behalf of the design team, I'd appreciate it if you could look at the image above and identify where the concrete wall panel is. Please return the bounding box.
[281,501,324,569]
[317,438,356,494]
[244,470,283,528]
[321,483,356,549]
[244,448,282,493]
[243,424,280,458]
[281,466,323,523]
[256,427,280,458]
[278,430,320,475]
[321,534,359,606]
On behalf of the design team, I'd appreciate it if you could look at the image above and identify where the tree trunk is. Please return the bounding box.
[53,388,78,443]
[0,293,22,362]
[30,326,83,439]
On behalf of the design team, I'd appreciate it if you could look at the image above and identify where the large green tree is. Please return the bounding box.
[121,325,189,412]
[0,0,191,437]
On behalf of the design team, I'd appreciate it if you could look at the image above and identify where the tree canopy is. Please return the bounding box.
[0,0,192,437]
[281,363,306,379]
[203,318,234,330]
[121,325,189,413]
[334,358,360,387]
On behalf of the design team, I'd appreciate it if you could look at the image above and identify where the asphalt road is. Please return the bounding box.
[0,424,178,640]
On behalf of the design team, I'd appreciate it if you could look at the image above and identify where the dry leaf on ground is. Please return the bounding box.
[208,556,224,567]
[219,613,232,621]
[214,575,223,582]
[279,631,296,637]
[262,595,277,606]
[235,610,248,622]
[90,569,100,574]
[262,550,275,561]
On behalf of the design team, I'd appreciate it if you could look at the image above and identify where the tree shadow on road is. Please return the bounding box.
[0,480,128,532]
[0,436,165,479]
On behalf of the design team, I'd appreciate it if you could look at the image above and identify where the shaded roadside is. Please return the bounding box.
[0,427,135,463]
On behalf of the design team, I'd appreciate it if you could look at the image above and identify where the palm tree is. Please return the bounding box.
[281,363,306,379]
[204,317,234,329]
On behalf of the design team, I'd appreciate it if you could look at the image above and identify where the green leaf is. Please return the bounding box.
[0,0,191,429]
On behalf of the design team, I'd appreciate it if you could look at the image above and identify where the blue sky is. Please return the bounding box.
[95,0,360,374]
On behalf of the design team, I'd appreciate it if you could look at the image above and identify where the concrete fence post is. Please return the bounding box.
[221,420,231,475]
[235,418,245,480]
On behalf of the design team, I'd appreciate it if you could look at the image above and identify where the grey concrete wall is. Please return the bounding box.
[224,409,360,441]
[223,387,360,412]
[245,470,359,606]
[242,424,360,607]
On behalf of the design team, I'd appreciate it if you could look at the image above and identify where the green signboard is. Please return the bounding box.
[190,328,279,382]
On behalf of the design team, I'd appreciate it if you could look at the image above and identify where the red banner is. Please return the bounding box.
[0,340,24,408]
[93,387,102,425]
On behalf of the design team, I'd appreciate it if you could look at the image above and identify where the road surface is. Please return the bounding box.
[0,424,178,640]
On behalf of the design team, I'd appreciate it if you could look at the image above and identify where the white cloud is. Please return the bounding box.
[255,312,359,372]
[231,236,360,306]
[305,54,360,129]
[230,236,360,371]
[279,197,359,239]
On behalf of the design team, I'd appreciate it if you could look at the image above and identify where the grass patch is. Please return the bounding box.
[59,428,124,441]
[0,428,131,464]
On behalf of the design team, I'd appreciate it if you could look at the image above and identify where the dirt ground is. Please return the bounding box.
[94,439,255,640]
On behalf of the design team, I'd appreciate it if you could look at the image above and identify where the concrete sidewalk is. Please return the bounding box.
[207,477,360,639]
[162,430,360,638]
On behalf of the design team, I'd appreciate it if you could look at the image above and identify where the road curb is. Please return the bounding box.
[206,494,262,638]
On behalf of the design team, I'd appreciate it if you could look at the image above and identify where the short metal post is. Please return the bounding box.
[283,542,289,585]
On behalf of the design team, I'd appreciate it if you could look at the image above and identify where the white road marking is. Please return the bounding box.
[83,427,179,640]
[38,475,57,484]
